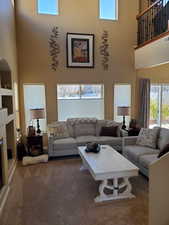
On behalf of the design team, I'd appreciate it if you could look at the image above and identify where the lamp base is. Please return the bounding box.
[122,116,126,130]
[36,119,41,134]
[36,128,41,134]
[122,124,126,130]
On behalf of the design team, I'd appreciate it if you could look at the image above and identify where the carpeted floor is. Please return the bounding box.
[0,158,148,225]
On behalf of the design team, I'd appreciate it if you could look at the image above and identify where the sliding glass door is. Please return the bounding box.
[150,84,169,128]
[161,85,169,128]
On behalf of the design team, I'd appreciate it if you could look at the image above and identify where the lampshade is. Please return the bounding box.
[30,108,45,119]
[117,106,130,116]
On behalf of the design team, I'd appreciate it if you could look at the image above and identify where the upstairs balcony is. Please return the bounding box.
[135,0,169,69]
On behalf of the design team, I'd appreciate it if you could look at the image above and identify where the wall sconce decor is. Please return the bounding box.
[49,26,60,71]
[100,30,109,71]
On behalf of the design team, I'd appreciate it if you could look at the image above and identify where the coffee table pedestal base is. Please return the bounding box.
[95,177,135,203]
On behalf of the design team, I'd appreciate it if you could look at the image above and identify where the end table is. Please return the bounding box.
[27,135,43,156]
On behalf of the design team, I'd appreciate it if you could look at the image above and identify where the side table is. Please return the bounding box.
[27,135,43,156]
[128,128,141,136]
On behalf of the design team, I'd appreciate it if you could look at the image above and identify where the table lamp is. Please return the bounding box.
[30,108,45,134]
[117,106,130,130]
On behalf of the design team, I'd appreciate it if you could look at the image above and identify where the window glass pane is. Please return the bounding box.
[149,85,161,128]
[161,85,169,128]
[114,84,131,126]
[57,85,80,99]
[57,84,104,120]
[38,0,58,15]
[81,85,103,99]
[100,0,117,20]
[23,84,46,132]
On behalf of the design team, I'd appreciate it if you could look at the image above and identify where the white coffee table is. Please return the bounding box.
[78,145,139,203]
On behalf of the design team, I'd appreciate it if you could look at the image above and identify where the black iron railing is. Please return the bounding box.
[137,0,169,46]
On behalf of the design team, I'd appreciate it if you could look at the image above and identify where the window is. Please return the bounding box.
[99,0,118,20]
[23,84,47,132]
[37,0,58,15]
[114,84,131,125]
[150,84,169,129]
[57,84,104,121]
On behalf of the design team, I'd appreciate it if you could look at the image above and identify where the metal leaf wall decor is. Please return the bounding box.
[49,27,60,71]
[100,30,109,70]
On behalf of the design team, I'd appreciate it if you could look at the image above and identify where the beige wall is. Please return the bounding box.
[16,0,139,133]
[136,63,169,118]
[139,0,149,12]
[137,63,169,83]
[0,0,18,184]
[0,0,19,126]
[0,0,18,92]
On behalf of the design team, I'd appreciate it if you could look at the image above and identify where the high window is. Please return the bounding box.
[114,84,131,126]
[37,0,58,15]
[23,84,47,132]
[57,84,104,121]
[150,84,169,128]
[99,0,118,20]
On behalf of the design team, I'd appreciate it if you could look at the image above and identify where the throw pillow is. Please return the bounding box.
[158,143,169,158]
[48,122,69,138]
[100,126,118,137]
[136,128,159,149]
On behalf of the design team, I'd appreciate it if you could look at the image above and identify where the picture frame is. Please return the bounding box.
[66,33,94,68]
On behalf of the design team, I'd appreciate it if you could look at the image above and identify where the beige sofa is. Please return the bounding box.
[48,118,126,157]
[122,127,169,177]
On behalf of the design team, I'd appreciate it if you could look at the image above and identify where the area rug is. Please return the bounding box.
[0,158,148,225]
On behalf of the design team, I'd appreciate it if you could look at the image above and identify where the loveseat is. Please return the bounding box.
[122,127,169,177]
[48,118,126,157]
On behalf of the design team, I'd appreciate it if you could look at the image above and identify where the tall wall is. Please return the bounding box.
[137,63,169,83]
[16,0,138,133]
[0,0,18,104]
[0,0,18,190]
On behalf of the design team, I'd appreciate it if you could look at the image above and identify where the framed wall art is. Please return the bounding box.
[66,33,94,68]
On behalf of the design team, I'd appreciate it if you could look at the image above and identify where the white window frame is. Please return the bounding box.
[23,83,47,133]
[150,83,169,128]
[99,0,118,21]
[113,83,132,124]
[57,84,104,100]
[57,84,105,121]
[37,0,59,15]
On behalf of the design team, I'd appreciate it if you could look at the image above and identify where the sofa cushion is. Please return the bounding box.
[48,122,69,138]
[158,128,169,150]
[53,138,77,151]
[66,118,97,137]
[123,145,159,163]
[139,154,158,169]
[74,123,96,137]
[96,120,122,137]
[66,123,74,137]
[136,128,159,149]
[100,126,118,137]
[158,143,169,158]
[95,136,122,146]
[75,136,98,146]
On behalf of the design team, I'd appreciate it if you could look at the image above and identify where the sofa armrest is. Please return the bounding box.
[48,135,55,156]
[122,136,138,148]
